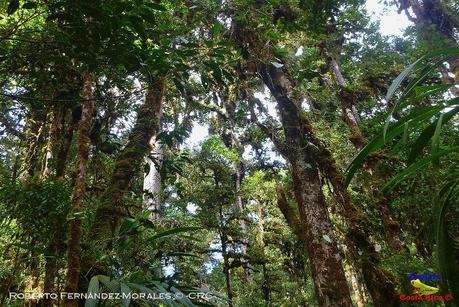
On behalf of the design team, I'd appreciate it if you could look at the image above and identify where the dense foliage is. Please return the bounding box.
[0,0,458,306]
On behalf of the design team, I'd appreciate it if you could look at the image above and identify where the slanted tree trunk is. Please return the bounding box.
[259,62,400,306]
[275,182,306,241]
[63,72,95,307]
[326,53,404,252]
[328,56,366,149]
[84,77,165,278]
[259,63,353,307]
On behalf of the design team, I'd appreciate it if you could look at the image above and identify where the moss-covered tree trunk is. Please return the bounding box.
[325,50,404,252]
[41,107,62,178]
[63,72,95,307]
[260,62,400,306]
[19,118,45,182]
[259,63,353,307]
[84,77,165,277]
[42,106,76,306]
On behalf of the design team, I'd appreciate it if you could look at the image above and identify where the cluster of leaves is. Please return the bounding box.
[0,178,71,244]
[346,48,459,303]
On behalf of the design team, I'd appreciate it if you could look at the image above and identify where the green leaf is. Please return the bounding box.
[408,104,459,164]
[120,283,131,307]
[382,147,459,191]
[170,286,195,307]
[402,122,409,146]
[383,58,442,141]
[345,104,447,186]
[400,60,443,102]
[411,84,451,102]
[145,3,167,11]
[7,0,20,15]
[97,275,119,292]
[213,22,222,39]
[85,276,100,307]
[128,282,176,306]
[150,226,201,241]
[431,112,444,162]
[385,58,421,103]
[22,2,38,9]
[435,182,459,305]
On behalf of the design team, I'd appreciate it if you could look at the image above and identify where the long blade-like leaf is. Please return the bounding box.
[150,226,201,241]
[408,104,459,164]
[385,59,422,103]
[382,147,459,191]
[435,182,459,305]
[84,276,100,307]
[345,104,447,186]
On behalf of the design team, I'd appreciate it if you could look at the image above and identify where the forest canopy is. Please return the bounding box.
[0,0,458,306]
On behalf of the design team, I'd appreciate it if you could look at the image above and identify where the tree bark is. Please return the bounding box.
[19,121,45,181]
[56,108,79,178]
[41,107,62,178]
[84,77,165,277]
[328,56,366,149]
[259,62,400,306]
[63,72,95,307]
[219,202,233,307]
[259,63,353,306]
[326,54,404,252]
[275,182,305,240]
[143,137,163,221]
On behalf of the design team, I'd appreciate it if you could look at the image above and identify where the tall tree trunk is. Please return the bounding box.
[213,92,252,280]
[41,107,77,307]
[41,107,62,178]
[260,63,399,306]
[221,233,233,307]
[233,159,252,281]
[259,64,353,307]
[56,108,79,178]
[20,121,45,181]
[328,56,366,149]
[143,137,164,279]
[41,107,65,306]
[63,72,95,307]
[143,137,163,222]
[84,77,165,278]
[219,202,233,307]
[327,54,403,252]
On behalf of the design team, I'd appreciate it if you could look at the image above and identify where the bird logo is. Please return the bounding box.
[411,279,439,296]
